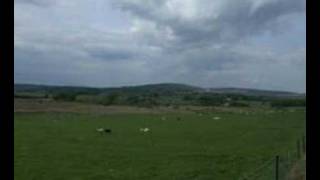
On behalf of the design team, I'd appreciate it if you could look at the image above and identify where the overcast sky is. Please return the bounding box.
[14,0,306,92]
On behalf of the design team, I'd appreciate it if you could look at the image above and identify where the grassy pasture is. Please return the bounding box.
[14,109,305,180]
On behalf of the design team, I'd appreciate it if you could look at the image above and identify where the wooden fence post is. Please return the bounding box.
[275,155,279,180]
[297,140,301,159]
[286,151,291,169]
[302,135,306,154]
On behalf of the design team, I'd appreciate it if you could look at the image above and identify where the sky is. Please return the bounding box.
[14,0,306,93]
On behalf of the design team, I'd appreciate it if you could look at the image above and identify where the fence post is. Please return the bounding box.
[286,151,290,169]
[297,140,301,159]
[302,135,306,154]
[275,155,279,180]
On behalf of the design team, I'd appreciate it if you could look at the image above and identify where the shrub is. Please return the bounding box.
[52,92,77,101]
[270,99,306,108]
[198,95,224,106]
[229,102,250,107]
[98,93,120,106]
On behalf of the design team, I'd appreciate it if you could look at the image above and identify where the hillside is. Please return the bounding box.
[14,83,202,95]
[14,83,303,98]
[207,88,304,98]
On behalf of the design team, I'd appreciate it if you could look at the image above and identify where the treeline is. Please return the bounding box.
[16,91,253,107]
[50,92,159,107]
[14,92,48,99]
[15,90,305,108]
[270,99,306,107]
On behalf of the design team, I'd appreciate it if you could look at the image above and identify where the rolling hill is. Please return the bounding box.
[14,83,304,98]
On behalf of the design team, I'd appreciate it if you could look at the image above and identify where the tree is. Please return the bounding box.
[270,99,306,108]
[198,95,224,106]
[98,93,120,106]
[52,92,77,101]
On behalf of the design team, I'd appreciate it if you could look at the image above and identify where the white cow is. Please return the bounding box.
[140,128,150,133]
[96,128,104,132]
[96,128,112,134]
[213,117,221,120]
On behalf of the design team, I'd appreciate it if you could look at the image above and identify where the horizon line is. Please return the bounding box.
[14,82,305,94]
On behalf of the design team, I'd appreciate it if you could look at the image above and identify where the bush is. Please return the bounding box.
[183,95,194,101]
[126,95,141,105]
[229,102,250,107]
[198,95,224,106]
[125,95,158,107]
[52,92,77,101]
[98,93,120,106]
[271,99,306,108]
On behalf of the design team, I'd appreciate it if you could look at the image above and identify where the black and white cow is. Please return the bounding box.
[96,128,112,134]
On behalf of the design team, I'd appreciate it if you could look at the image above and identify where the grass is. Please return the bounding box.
[14,109,305,180]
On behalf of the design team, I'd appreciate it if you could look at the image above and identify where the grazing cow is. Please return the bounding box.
[140,128,150,133]
[104,129,112,133]
[96,128,112,135]
[213,117,221,120]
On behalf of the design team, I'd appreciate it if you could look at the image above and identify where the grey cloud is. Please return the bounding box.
[14,0,306,92]
[139,40,306,92]
[86,47,136,61]
[14,44,152,87]
[114,0,305,50]
[14,0,55,6]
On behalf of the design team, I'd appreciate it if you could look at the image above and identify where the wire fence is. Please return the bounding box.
[238,135,306,180]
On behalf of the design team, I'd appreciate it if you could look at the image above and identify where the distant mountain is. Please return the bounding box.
[14,83,303,98]
[115,83,203,94]
[206,87,304,98]
[14,83,202,95]
[14,84,101,94]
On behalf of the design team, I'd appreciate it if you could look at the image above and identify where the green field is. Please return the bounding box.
[14,109,305,180]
